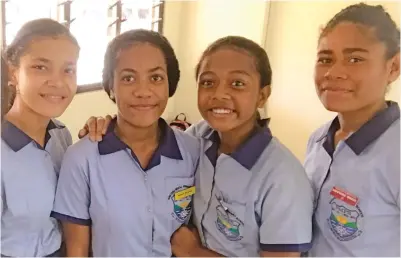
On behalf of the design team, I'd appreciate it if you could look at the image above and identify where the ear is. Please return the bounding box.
[7,63,18,87]
[257,85,271,109]
[388,52,400,84]
[109,88,115,101]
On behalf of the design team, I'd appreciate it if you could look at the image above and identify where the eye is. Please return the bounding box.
[65,67,76,75]
[151,74,163,82]
[349,57,363,63]
[199,79,214,88]
[32,65,47,70]
[231,80,245,87]
[317,57,332,64]
[121,75,135,83]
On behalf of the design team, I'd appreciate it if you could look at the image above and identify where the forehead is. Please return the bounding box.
[22,36,79,63]
[115,43,166,70]
[199,48,257,74]
[318,22,386,54]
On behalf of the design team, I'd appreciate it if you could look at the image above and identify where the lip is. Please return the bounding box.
[40,94,66,103]
[322,87,353,93]
[129,104,157,111]
[208,107,235,117]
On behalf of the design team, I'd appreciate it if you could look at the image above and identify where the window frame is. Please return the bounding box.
[0,0,165,94]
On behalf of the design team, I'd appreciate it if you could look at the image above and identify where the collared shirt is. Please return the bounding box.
[305,101,400,257]
[1,119,72,257]
[52,118,200,257]
[187,120,313,257]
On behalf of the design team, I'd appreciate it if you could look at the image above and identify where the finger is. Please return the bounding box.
[78,129,87,139]
[86,116,98,142]
[95,117,106,141]
[102,115,113,134]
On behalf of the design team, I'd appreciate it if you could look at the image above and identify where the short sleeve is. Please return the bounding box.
[51,146,91,226]
[259,160,313,253]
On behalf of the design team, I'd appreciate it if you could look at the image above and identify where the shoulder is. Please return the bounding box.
[307,121,332,146]
[62,136,99,164]
[173,128,200,164]
[50,119,72,145]
[259,138,312,189]
[185,120,211,138]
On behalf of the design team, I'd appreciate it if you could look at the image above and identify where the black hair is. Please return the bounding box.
[102,29,180,102]
[320,3,400,59]
[1,55,9,121]
[4,18,79,107]
[195,36,272,88]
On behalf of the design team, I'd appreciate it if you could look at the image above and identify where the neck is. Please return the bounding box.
[5,98,50,145]
[115,116,159,148]
[218,120,257,154]
[337,100,387,134]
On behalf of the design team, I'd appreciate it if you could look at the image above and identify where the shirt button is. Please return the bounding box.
[148,208,152,212]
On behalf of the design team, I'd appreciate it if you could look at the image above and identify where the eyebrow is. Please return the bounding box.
[33,57,50,63]
[229,70,251,77]
[318,48,369,55]
[120,66,166,74]
[199,70,251,77]
[32,57,76,66]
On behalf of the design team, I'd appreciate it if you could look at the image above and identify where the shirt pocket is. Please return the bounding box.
[165,176,195,232]
[215,199,246,242]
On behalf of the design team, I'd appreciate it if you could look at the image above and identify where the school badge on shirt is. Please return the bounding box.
[328,186,364,241]
[215,197,244,241]
[168,186,195,223]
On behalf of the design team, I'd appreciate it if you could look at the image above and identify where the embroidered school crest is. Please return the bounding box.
[328,199,363,241]
[168,185,194,223]
[215,204,243,241]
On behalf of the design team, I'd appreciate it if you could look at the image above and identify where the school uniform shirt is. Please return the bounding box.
[304,101,400,257]
[187,120,313,257]
[1,119,72,257]
[51,118,200,257]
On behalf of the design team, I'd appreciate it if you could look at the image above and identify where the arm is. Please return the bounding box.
[258,161,314,257]
[186,246,224,257]
[51,147,91,257]
[170,226,224,257]
[62,222,90,257]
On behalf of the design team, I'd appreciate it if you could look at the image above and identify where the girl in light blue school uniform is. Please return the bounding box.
[1,19,80,257]
[304,3,400,257]
[51,29,199,257]
[169,36,314,257]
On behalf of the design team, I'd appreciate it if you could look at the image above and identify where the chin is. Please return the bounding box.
[37,108,67,119]
[125,116,160,129]
[321,100,354,114]
[206,119,236,133]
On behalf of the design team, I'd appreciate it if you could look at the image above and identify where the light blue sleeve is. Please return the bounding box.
[259,156,313,253]
[51,142,91,226]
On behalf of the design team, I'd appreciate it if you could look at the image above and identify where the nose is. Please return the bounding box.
[46,70,68,88]
[133,81,152,98]
[212,83,230,100]
[324,62,347,80]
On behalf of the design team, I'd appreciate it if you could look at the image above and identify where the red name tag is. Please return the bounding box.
[330,186,359,206]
